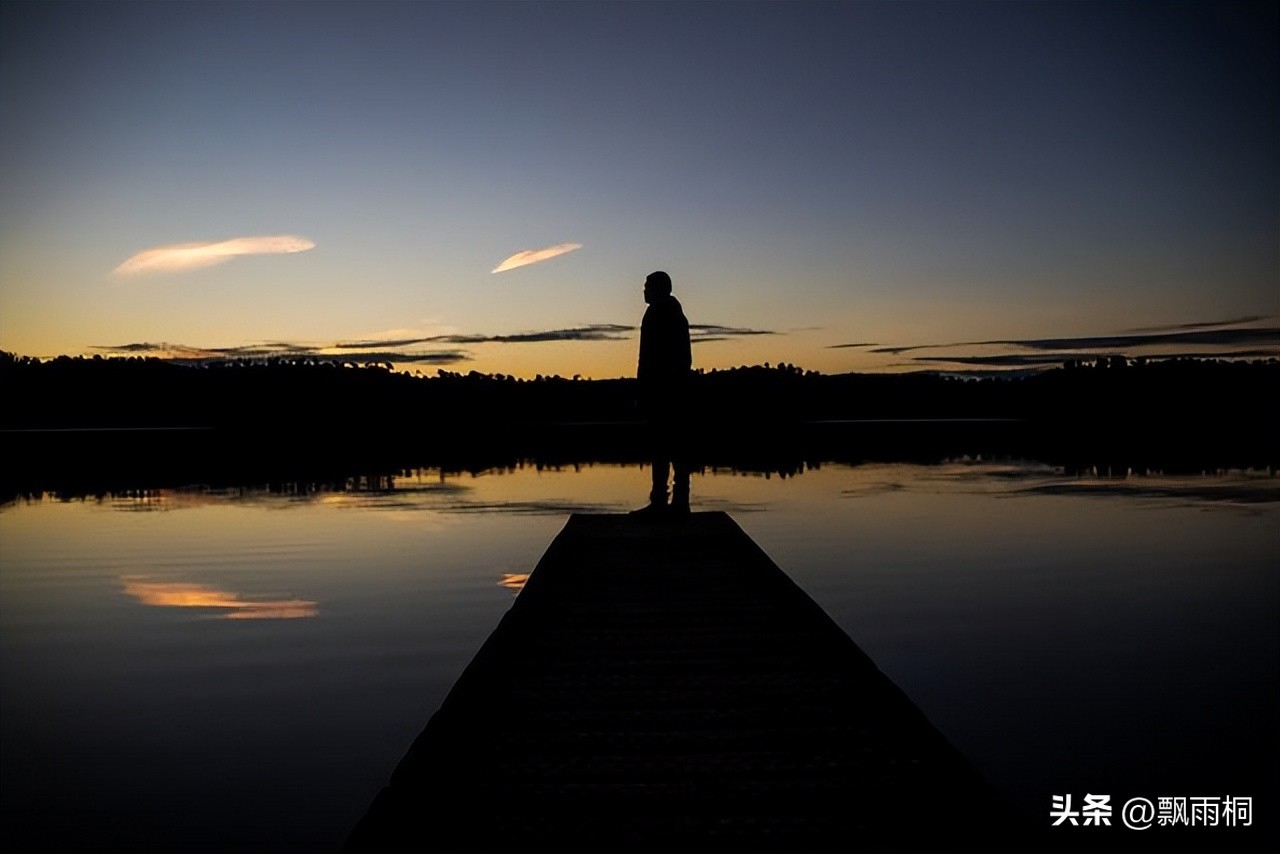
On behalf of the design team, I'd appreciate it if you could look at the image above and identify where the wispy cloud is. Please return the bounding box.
[982,327,1280,352]
[91,341,470,366]
[339,323,774,347]
[870,326,1280,357]
[912,353,1112,368]
[432,324,633,344]
[827,342,879,349]
[429,323,774,345]
[332,324,634,348]
[869,344,933,355]
[114,234,315,276]
[491,242,582,273]
[92,321,777,367]
[332,350,470,365]
[1121,315,1272,334]
[690,324,774,340]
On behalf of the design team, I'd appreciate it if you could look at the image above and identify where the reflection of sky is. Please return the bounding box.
[896,459,1280,510]
[0,459,1275,850]
[77,459,1280,517]
[1,3,1275,378]
[121,576,317,620]
[498,573,529,594]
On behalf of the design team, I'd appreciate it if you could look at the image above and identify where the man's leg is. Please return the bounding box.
[650,454,671,506]
[670,409,691,513]
[670,458,690,513]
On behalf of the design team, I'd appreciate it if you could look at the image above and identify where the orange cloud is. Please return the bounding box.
[114,234,315,276]
[121,576,318,620]
[491,242,582,273]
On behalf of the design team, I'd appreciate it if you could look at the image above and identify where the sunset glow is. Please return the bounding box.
[121,576,318,620]
[1,3,1273,378]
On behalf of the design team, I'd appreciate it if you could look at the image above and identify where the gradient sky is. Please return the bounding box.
[2,1,1276,378]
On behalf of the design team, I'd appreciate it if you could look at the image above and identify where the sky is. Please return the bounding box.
[1,0,1276,379]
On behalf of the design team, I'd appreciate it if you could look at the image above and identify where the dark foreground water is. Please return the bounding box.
[1,459,1276,851]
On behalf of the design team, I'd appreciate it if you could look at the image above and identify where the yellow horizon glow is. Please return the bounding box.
[491,242,582,273]
[113,235,316,276]
[121,576,318,620]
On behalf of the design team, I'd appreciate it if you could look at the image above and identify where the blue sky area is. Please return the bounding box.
[2,1,1276,377]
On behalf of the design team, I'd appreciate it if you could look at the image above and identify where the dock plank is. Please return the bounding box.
[345,512,1011,851]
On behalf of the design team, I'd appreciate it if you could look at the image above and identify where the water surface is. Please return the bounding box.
[1,460,1275,850]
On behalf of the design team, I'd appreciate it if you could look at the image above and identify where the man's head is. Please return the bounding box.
[644,270,672,304]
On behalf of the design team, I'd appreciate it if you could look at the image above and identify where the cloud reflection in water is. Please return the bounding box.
[122,576,318,620]
[498,573,530,593]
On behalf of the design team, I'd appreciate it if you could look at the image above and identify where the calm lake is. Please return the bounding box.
[2,458,1276,851]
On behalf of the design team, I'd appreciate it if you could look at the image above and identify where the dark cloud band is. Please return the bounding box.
[90,342,471,365]
[689,324,774,338]
[866,325,1279,358]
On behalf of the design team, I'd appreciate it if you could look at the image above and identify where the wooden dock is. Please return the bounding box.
[345,512,1013,851]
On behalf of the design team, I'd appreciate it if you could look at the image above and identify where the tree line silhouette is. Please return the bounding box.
[1,350,1275,499]
[3,349,1275,428]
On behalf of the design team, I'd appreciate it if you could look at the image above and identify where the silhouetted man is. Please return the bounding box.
[635,270,692,514]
